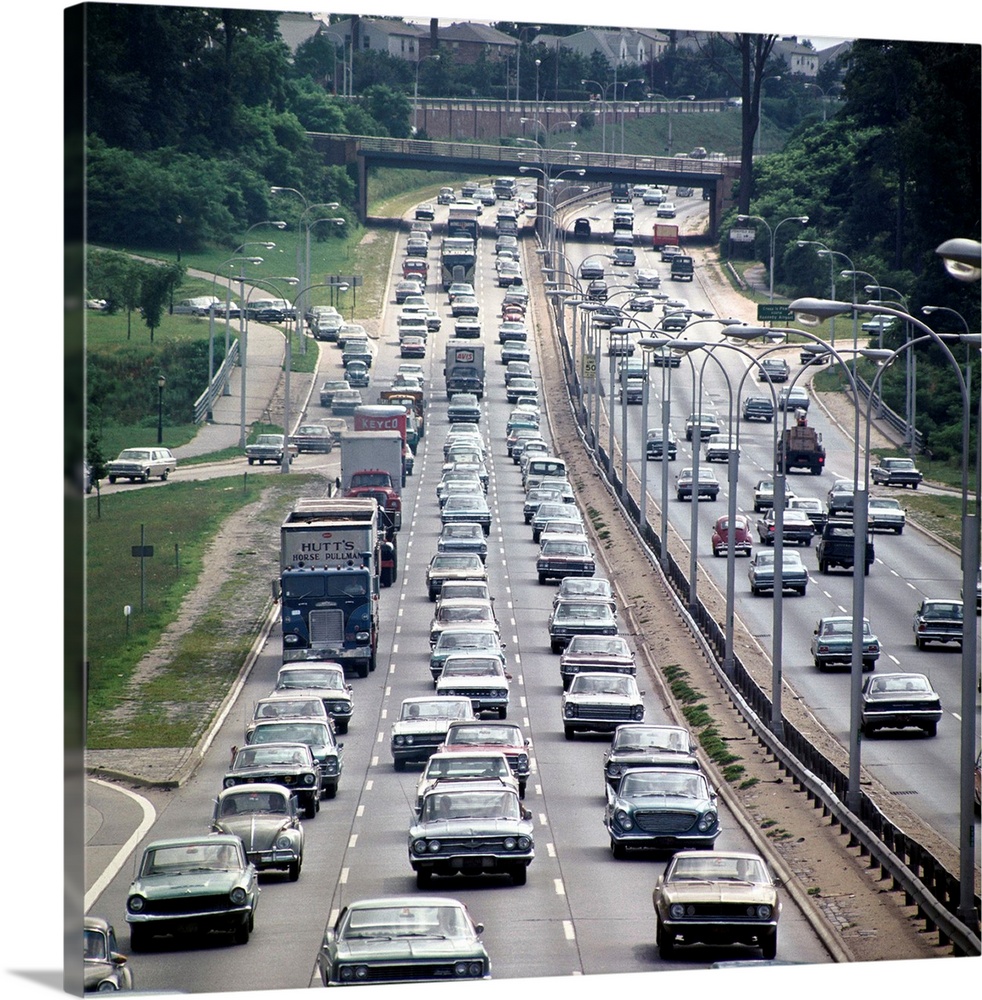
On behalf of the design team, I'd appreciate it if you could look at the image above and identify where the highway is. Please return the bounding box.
[552,189,980,850]
[84,199,840,995]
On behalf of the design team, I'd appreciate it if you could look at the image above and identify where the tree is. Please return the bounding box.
[139,262,185,343]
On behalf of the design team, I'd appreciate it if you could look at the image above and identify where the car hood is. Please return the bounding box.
[564,693,636,707]
[335,937,482,962]
[131,870,244,898]
[411,818,531,838]
[392,719,458,736]
[661,882,778,907]
[214,816,295,849]
[608,750,698,768]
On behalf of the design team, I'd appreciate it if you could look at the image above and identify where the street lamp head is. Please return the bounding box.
[788,296,852,326]
[935,237,982,282]
[860,348,897,366]
[157,374,166,389]
[270,221,287,229]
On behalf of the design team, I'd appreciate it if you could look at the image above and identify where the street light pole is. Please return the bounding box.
[737,214,809,302]
[156,374,166,444]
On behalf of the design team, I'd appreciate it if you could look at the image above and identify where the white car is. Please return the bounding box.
[106,447,177,484]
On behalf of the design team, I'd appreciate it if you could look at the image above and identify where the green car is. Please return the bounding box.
[124,834,259,951]
[318,896,491,986]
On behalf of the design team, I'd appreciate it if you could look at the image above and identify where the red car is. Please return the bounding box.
[711,514,753,557]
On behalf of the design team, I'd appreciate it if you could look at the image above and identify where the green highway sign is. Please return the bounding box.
[757,303,792,322]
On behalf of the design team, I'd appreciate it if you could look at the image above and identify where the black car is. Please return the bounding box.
[573,218,592,239]
[742,396,774,422]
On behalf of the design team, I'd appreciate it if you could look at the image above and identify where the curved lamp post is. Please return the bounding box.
[790,295,979,925]
[209,255,263,415]
[736,213,809,301]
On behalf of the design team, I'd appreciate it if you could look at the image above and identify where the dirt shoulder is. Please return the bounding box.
[527,245,955,964]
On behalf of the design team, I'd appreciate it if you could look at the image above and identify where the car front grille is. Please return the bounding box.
[441,688,507,699]
[339,961,487,983]
[140,894,239,916]
[571,704,637,720]
[634,809,699,834]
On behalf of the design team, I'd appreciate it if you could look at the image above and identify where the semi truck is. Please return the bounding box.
[379,388,426,443]
[340,430,404,531]
[353,404,414,477]
[445,340,486,399]
[277,497,385,675]
[440,235,477,290]
[776,410,826,475]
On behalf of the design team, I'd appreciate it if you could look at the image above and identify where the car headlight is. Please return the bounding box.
[322,758,339,774]
[339,965,368,982]
[427,840,441,853]
[607,763,622,777]
[275,835,293,849]
[697,811,718,833]
[332,702,349,714]
[503,837,517,851]
[283,634,298,644]
[223,777,236,788]
[411,839,429,855]
[756,904,772,920]
[516,754,529,769]
[614,809,634,831]
[564,704,577,718]
[669,903,687,920]
[230,887,247,905]
[631,705,644,721]
[126,895,145,913]
[303,773,315,785]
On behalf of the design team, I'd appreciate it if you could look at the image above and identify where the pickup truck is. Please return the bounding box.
[870,457,923,489]
[816,519,874,575]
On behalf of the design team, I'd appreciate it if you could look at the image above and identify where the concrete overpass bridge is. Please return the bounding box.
[307,133,740,240]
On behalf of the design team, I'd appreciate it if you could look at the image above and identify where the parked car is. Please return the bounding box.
[210,784,304,881]
[811,615,880,670]
[653,851,781,960]
[912,598,964,650]
[125,835,259,950]
[317,897,491,986]
[605,767,719,857]
[602,724,699,788]
[861,672,942,737]
[561,672,644,738]
[711,514,753,557]
[106,447,177,484]
[84,916,134,992]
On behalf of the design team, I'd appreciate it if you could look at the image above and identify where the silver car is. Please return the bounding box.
[106,447,177,484]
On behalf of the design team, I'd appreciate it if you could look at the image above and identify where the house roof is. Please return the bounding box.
[444,22,518,47]
[277,12,324,54]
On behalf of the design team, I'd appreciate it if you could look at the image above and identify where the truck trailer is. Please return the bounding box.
[444,340,486,399]
[340,430,404,531]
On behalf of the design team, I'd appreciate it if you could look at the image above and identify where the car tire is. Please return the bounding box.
[108,475,117,484]
[510,865,528,886]
[611,839,627,860]
[497,707,507,720]
[564,726,575,741]
[128,924,149,952]
[656,916,674,959]
[247,458,254,466]
[335,719,349,735]
[416,868,433,889]
[393,759,406,772]
[862,661,876,672]
[323,782,337,800]
[924,721,938,737]
[761,931,778,960]
[915,636,924,651]
[303,796,317,819]
[550,641,561,654]
[160,469,169,481]
[357,661,369,679]
[896,526,904,535]
[141,471,150,483]
[538,573,547,585]
[233,920,250,946]
[288,860,301,882]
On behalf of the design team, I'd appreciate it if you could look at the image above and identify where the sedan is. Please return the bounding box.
[317,897,491,987]
[84,916,134,993]
[429,628,506,684]
[703,434,738,462]
[867,496,907,534]
[758,357,790,382]
[548,600,618,654]
[536,537,596,584]
[561,672,644,738]
[559,634,635,690]
[318,379,350,407]
[912,598,963,650]
[605,768,719,857]
[441,493,491,535]
[437,522,489,561]
[675,467,720,502]
[125,835,259,950]
[636,267,662,288]
[331,389,363,415]
[506,377,539,404]
[684,413,721,440]
[435,653,511,719]
[291,424,334,454]
[711,514,753,557]
[778,385,810,411]
[755,508,816,546]
[553,576,616,611]
[811,615,880,670]
[860,673,942,737]
[501,340,531,364]
[656,202,677,218]
[498,321,529,343]
[653,851,781,960]
[400,334,427,358]
[748,550,809,597]
[603,724,700,788]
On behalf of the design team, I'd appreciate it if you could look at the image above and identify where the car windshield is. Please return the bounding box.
[83,929,108,960]
[439,607,494,624]
[566,637,628,656]
[448,725,522,746]
[249,723,331,745]
[542,541,590,556]
[220,790,288,816]
[254,699,324,719]
[920,602,962,619]
[117,449,152,460]
[569,675,633,696]
[424,756,510,781]
[612,727,689,752]
[233,746,309,769]
[432,555,483,570]
[341,904,472,941]
[820,619,871,637]
[401,700,473,721]
[141,841,242,876]
[620,772,708,798]
[436,631,499,651]
[669,855,767,884]
[556,603,613,621]
[277,669,343,690]
[422,790,520,822]
[442,657,501,677]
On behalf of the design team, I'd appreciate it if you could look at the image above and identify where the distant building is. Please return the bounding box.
[535,27,669,69]
[277,12,325,55]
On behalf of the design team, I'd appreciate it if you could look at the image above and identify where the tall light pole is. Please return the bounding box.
[208,255,263,415]
[756,75,782,156]
[156,374,166,444]
[514,25,540,102]
[736,213,809,301]
[647,93,695,155]
[580,79,631,154]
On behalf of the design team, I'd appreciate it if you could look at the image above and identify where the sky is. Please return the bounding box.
[3,2,977,999]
